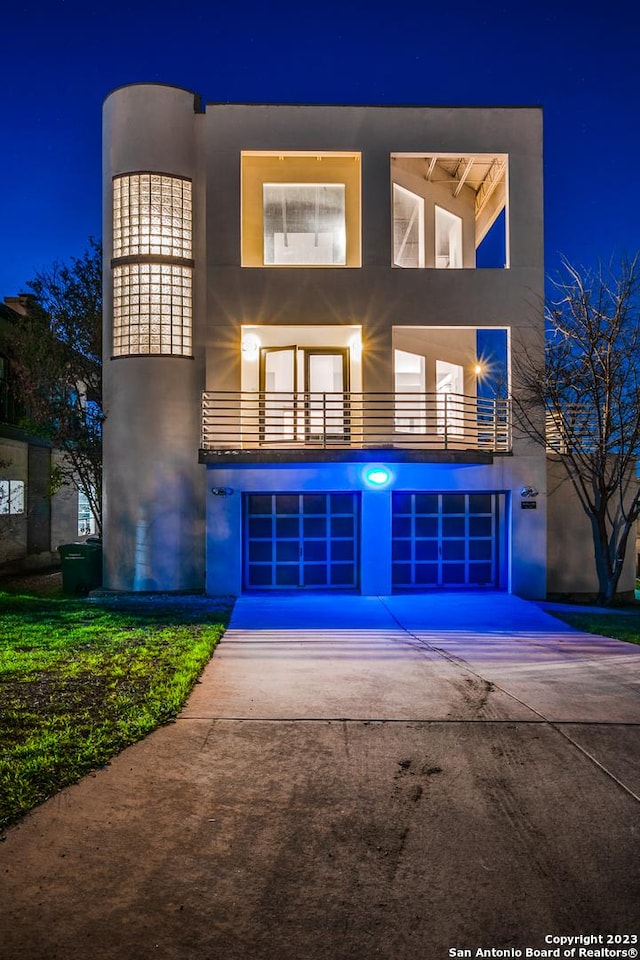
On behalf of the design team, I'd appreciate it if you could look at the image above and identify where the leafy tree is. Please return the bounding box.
[514,256,640,605]
[8,239,103,533]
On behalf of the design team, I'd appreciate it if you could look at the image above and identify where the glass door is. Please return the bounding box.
[260,346,297,441]
[436,360,464,438]
[304,349,349,441]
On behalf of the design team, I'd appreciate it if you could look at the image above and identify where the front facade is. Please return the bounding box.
[102,84,550,597]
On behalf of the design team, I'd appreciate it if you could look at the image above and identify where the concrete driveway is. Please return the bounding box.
[1,593,639,960]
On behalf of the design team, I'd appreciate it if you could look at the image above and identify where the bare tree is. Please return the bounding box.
[514,256,640,605]
[8,239,103,533]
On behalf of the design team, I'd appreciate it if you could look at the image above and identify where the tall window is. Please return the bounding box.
[394,349,426,432]
[263,184,346,265]
[435,206,463,269]
[393,185,424,268]
[112,173,193,357]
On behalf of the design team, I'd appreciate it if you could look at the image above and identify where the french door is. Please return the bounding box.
[260,346,349,442]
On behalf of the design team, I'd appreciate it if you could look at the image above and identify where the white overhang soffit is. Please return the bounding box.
[410,154,507,218]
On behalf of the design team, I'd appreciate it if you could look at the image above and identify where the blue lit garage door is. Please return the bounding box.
[392,492,500,589]
[244,493,359,589]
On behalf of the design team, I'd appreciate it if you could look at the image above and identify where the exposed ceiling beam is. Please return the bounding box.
[425,157,438,181]
[475,158,506,216]
[453,158,475,197]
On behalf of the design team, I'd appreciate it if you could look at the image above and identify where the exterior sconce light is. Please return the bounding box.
[349,335,363,360]
[211,487,234,496]
[241,333,260,360]
[520,486,539,498]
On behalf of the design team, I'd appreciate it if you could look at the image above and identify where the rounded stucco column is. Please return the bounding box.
[102,84,205,591]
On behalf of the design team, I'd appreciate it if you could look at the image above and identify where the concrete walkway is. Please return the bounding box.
[1,593,639,959]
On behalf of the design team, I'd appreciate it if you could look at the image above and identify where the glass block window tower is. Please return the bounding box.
[111,173,193,356]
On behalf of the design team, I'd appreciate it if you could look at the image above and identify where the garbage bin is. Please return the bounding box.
[58,541,103,596]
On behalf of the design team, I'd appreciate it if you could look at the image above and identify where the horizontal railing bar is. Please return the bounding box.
[201,390,511,453]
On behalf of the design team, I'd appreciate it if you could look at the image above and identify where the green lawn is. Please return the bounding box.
[0,589,231,829]
[547,608,640,646]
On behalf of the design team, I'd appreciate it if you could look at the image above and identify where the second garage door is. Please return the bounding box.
[392,492,501,589]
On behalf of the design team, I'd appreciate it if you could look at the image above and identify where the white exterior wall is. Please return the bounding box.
[102,84,205,591]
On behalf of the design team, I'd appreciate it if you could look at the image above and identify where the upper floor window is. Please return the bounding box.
[435,206,462,269]
[242,152,361,267]
[263,184,346,265]
[391,153,509,269]
[393,185,424,268]
[113,173,192,259]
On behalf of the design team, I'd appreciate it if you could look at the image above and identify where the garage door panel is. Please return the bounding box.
[392,492,500,591]
[245,493,359,590]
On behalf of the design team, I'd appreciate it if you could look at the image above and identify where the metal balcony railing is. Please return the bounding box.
[202,391,511,453]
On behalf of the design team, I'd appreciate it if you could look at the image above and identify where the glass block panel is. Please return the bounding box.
[113,173,192,259]
[263,183,346,265]
[112,263,192,357]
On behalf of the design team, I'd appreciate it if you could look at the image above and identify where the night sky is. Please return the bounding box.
[2,0,639,295]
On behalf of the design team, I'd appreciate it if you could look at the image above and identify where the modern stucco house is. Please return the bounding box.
[101,82,636,599]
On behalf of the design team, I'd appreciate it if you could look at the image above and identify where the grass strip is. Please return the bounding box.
[0,591,232,829]
[548,610,640,646]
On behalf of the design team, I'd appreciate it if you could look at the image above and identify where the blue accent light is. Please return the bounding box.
[364,465,392,487]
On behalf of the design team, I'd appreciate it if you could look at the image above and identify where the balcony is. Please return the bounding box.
[201,391,511,463]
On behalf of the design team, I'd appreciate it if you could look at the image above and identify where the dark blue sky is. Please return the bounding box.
[2,0,638,294]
